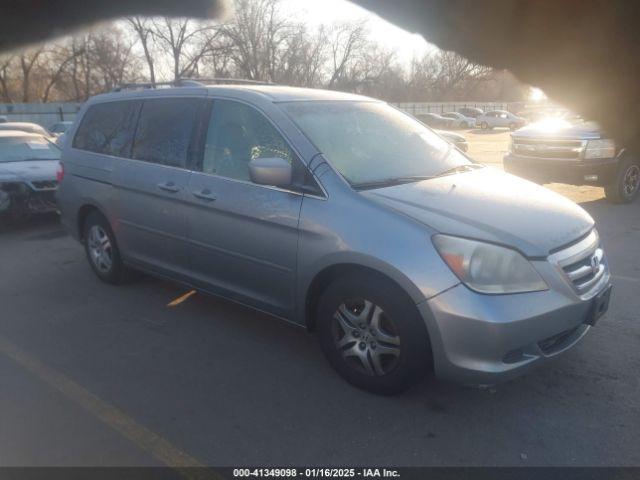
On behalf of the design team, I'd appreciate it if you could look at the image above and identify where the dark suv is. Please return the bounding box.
[504,120,639,203]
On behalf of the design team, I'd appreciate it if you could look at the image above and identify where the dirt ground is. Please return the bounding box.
[463,128,605,204]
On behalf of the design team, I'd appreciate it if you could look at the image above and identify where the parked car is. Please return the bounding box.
[457,107,484,118]
[57,84,612,394]
[505,119,639,203]
[55,132,67,147]
[0,130,61,220]
[49,121,74,136]
[477,110,527,130]
[0,115,7,123]
[415,112,453,129]
[435,129,469,152]
[441,112,476,129]
[0,121,52,137]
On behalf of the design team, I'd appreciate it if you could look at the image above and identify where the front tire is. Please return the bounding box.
[83,211,128,284]
[481,121,489,130]
[604,159,640,204]
[316,273,432,395]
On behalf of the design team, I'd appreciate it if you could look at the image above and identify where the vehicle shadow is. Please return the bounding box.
[0,213,61,235]
[578,197,640,225]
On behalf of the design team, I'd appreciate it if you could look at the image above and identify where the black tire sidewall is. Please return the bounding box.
[83,212,125,284]
[606,159,640,204]
[316,273,432,395]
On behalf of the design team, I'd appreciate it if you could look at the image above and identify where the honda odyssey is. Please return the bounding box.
[56,82,612,394]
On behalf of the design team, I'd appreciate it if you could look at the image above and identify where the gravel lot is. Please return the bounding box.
[1,130,638,468]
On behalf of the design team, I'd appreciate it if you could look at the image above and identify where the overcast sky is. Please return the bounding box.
[279,0,434,63]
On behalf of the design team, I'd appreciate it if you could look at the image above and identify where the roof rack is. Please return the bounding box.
[111,79,202,92]
[181,77,275,86]
[112,77,274,92]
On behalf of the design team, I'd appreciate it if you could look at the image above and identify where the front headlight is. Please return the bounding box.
[584,139,615,159]
[432,235,548,294]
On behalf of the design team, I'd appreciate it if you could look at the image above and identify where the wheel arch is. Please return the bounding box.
[76,202,107,241]
[302,261,424,333]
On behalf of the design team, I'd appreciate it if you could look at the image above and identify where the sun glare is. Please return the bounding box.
[529,87,547,102]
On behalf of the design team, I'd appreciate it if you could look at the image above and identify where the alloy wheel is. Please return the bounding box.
[623,164,640,198]
[87,225,113,274]
[331,298,401,376]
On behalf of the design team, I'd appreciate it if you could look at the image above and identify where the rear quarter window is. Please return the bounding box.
[131,97,201,168]
[73,100,141,157]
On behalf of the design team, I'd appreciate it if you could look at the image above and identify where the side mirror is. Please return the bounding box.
[249,157,292,188]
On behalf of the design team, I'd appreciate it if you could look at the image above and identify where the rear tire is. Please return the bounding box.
[82,211,128,284]
[604,159,640,204]
[481,121,489,130]
[316,272,432,395]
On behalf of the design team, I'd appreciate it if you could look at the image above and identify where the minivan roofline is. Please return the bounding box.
[87,84,377,105]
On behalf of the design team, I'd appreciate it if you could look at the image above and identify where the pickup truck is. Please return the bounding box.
[504,119,639,203]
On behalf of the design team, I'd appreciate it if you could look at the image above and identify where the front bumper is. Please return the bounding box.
[419,260,612,385]
[504,153,618,186]
[0,182,58,216]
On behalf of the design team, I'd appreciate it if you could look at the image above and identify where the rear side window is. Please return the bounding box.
[73,101,140,157]
[131,97,200,168]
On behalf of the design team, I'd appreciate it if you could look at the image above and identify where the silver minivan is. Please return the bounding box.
[57,83,612,394]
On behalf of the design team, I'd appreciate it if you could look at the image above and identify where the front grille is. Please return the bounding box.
[30,180,58,190]
[548,230,609,299]
[512,137,586,160]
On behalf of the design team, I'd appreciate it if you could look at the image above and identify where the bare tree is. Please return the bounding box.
[326,21,367,88]
[275,24,328,86]
[217,0,298,81]
[128,17,156,84]
[0,0,524,105]
[407,50,492,101]
[0,55,14,102]
[18,48,44,102]
[150,18,214,81]
[89,29,139,91]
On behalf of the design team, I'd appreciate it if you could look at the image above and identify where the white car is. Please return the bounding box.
[477,110,527,130]
[441,112,476,129]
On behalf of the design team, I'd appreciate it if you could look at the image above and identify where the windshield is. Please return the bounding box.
[0,137,61,162]
[281,101,472,187]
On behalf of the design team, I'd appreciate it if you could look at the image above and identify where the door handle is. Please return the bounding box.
[192,188,217,201]
[157,181,180,193]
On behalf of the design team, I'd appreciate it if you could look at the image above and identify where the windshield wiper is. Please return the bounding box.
[434,163,483,178]
[353,175,435,190]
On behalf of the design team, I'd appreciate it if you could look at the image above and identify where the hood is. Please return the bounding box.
[362,167,594,257]
[0,160,59,183]
[513,119,603,140]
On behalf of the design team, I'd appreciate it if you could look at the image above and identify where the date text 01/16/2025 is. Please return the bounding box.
[232,468,400,478]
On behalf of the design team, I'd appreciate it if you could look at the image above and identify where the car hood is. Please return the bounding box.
[513,120,603,140]
[0,160,58,183]
[361,167,594,257]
